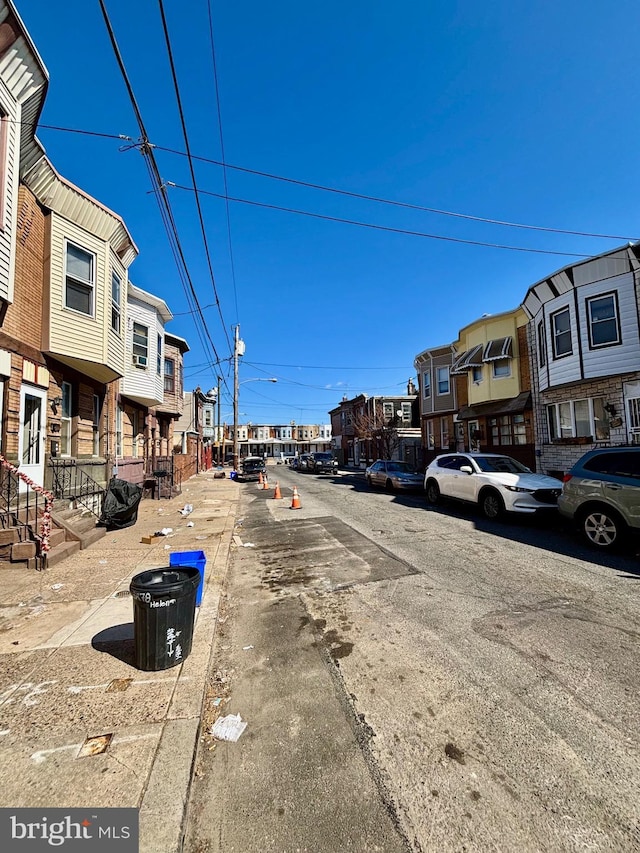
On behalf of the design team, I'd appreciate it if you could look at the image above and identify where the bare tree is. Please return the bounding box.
[352,401,400,461]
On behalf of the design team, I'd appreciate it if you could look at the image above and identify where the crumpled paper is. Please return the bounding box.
[210,713,247,742]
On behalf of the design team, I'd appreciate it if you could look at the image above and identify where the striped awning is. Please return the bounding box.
[451,343,484,374]
[483,337,513,361]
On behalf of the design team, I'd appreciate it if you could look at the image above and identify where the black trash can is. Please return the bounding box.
[130,567,200,671]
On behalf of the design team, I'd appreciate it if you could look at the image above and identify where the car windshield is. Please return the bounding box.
[388,462,417,473]
[473,455,530,474]
[315,453,332,460]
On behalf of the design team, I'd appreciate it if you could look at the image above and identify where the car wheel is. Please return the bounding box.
[580,506,625,550]
[425,479,440,505]
[385,478,394,492]
[366,476,373,488]
[481,489,504,520]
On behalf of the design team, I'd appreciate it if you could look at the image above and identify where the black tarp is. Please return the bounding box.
[99,477,143,530]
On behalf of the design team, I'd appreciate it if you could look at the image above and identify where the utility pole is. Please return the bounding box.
[216,375,222,464]
[233,325,240,471]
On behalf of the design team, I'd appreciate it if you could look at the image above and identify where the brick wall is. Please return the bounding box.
[6,185,45,350]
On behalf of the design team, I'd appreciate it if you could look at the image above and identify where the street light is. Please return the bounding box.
[232,374,277,470]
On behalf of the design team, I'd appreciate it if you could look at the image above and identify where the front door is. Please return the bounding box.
[468,420,481,452]
[18,386,46,488]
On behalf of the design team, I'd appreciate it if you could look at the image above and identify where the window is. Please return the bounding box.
[423,372,431,399]
[61,382,72,456]
[546,398,610,442]
[437,367,450,395]
[472,366,483,383]
[92,394,100,457]
[551,307,572,358]
[157,333,162,374]
[440,417,449,449]
[537,320,547,368]
[426,420,435,449]
[492,359,511,378]
[133,323,148,363]
[164,357,175,393]
[111,271,121,333]
[401,402,412,423]
[489,414,526,446]
[587,293,620,348]
[65,242,95,316]
[131,410,139,458]
[383,402,394,421]
[116,403,123,457]
[178,362,183,396]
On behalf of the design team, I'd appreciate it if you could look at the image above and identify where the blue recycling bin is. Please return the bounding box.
[169,550,207,606]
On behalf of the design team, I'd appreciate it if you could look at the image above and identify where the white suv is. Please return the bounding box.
[424,453,562,520]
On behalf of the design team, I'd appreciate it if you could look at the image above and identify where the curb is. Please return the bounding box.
[138,490,239,853]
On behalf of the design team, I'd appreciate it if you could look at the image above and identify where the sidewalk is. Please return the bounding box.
[0,469,239,852]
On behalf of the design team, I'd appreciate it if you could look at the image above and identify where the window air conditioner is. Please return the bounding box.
[132,354,148,367]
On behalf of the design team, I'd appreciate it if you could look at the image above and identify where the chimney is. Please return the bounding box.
[407,378,417,395]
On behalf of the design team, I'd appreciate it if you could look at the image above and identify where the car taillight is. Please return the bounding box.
[562,474,573,483]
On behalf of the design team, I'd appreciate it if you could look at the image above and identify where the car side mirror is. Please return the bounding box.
[460,465,473,475]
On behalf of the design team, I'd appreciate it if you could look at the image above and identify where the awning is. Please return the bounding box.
[451,343,484,374]
[457,391,531,420]
[483,337,513,361]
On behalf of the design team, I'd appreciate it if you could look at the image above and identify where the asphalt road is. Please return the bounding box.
[185,466,640,853]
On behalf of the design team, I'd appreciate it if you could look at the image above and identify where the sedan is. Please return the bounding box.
[365,460,424,491]
[424,452,562,519]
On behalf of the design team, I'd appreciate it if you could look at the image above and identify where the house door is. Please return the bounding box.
[468,420,481,452]
[18,386,46,488]
[624,381,640,445]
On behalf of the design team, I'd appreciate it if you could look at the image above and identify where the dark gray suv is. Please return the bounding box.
[558,447,640,549]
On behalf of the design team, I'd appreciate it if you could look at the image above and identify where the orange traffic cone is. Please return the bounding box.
[263,475,270,490]
[273,481,282,499]
[291,486,301,510]
[258,472,263,485]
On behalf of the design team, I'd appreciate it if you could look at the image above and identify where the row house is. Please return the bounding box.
[414,309,535,470]
[523,243,640,477]
[0,1,193,565]
[329,383,420,467]
[173,387,217,478]
[224,422,333,460]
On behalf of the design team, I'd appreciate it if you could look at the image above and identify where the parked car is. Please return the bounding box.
[558,447,640,550]
[307,452,339,474]
[237,456,266,482]
[290,457,301,470]
[298,454,313,472]
[366,459,423,491]
[424,453,562,519]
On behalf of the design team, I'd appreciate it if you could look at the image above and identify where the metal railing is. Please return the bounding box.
[49,459,106,518]
[145,455,181,499]
[0,455,53,571]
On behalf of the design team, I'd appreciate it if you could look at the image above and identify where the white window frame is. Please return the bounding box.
[586,292,621,349]
[111,270,121,333]
[437,367,450,396]
[551,307,572,359]
[116,403,123,458]
[546,397,610,442]
[426,419,435,449]
[492,359,511,379]
[60,381,72,456]
[440,417,449,449]
[423,372,431,399]
[133,322,149,363]
[64,241,96,318]
[537,319,547,368]
[157,333,162,374]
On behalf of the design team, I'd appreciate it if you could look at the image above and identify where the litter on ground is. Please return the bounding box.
[211,713,247,742]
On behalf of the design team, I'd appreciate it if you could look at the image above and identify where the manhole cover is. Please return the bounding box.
[77,733,113,758]
[113,590,131,598]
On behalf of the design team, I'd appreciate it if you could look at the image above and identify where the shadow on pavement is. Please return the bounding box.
[92,623,136,665]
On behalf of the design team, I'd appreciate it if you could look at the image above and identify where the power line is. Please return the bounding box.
[32,121,638,242]
[169,183,591,258]
[156,0,232,355]
[207,0,239,323]
[97,0,230,395]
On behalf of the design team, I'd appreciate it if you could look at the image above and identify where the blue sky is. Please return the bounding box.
[20,0,640,424]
